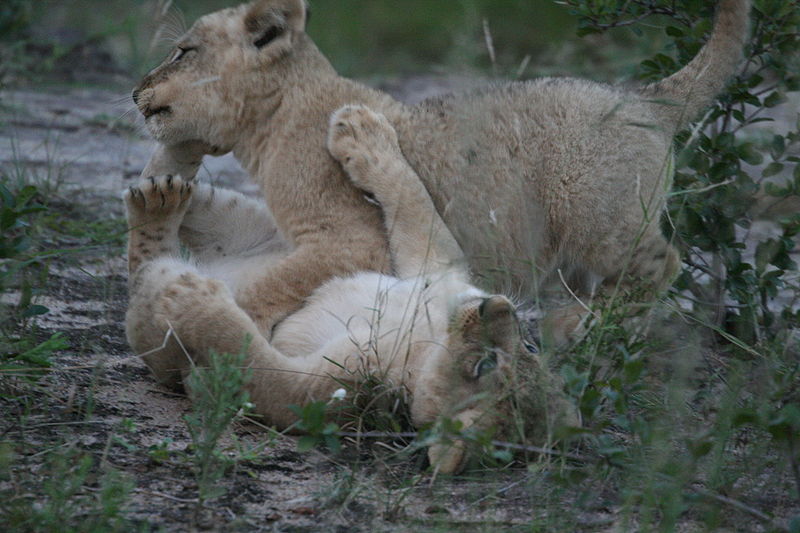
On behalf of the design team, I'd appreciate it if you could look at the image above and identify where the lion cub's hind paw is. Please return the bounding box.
[125,175,193,221]
[328,104,400,188]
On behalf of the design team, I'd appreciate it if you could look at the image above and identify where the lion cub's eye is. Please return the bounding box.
[523,340,538,354]
[473,352,498,378]
[170,47,195,63]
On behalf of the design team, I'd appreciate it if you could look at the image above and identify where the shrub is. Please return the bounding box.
[553,1,799,528]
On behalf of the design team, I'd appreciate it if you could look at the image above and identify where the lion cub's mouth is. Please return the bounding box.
[143,105,171,120]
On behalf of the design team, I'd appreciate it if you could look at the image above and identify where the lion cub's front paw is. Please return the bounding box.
[328,104,401,190]
[125,175,193,226]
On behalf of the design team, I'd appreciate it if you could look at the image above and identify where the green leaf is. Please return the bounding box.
[665,26,684,37]
[687,439,713,459]
[763,91,786,108]
[737,143,763,165]
[15,333,69,367]
[764,181,790,197]
[732,408,759,427]
[297,435,317,452]
[770,135,786,159]
[20,304,49,318]
[762,162,784,178]
[324,434,341,453]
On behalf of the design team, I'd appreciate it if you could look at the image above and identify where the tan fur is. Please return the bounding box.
[132,0,749,343]
[125,107,577,473]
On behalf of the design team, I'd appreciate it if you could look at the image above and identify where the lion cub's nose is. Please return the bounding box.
[132,88,141,105]
[478,295,514,319]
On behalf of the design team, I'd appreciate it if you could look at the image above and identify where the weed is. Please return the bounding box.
[183,347,252,507]
[289,398,344,454]
[0,445,137,532]
[0,176,65,384]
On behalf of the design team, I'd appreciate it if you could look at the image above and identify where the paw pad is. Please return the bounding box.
[125,174,194,217]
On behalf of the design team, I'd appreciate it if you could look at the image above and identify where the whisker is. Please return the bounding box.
[107,94,134,105]
[148,0,187,53]
[117,107,139,122]
[190,76,221,88]
[156,0,173,18]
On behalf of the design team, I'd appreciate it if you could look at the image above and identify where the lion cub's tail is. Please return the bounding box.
[639,0,750,132]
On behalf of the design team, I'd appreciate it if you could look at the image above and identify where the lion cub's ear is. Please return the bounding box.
[244,0,307,54]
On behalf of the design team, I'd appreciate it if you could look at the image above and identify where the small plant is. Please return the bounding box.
[183,347,252,506]
[0,180,48,320]
[0,178,67,385]
[0,446,136,532]
[288,389,347,453]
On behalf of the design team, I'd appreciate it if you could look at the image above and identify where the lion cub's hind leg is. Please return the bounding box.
[124,175,193,276]
[125,258,200,389]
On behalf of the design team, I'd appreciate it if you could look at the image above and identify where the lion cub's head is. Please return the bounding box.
[415,294,579,474]
[133,0,310,151]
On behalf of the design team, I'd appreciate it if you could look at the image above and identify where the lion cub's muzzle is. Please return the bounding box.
[132,87,170,120]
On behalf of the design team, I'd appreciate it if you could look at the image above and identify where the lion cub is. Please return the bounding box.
[133,0,750,345]
[125,105,577,474]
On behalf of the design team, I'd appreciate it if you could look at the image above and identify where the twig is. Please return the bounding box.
[134,488,199,504]
[557,268,597,316]
[489,440,590,462]
[668,177,736,197]
[470,475,530,506]
[585,6,679,31]
[333,430,590,461]
[689,485,788,532]
[15,420,107,429]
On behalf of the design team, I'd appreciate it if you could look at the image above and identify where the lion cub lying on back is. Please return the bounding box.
[125,106,577,474]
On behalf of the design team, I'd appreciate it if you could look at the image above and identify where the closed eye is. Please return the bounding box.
[171,47,196,63]
[254,25,284,48]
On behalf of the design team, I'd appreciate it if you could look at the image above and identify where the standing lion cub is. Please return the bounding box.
[132,0,749,344]
[125,105,577,474]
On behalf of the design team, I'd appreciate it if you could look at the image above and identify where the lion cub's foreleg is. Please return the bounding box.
[124,175,196,386]
[542,228,681,348]
[328,105,465,279]
[125,175,193,277]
